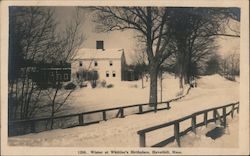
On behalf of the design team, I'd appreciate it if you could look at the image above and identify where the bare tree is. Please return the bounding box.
[9,7,57,120]
[44,8,85,129]
[85,7,239,105]
[205,53,221,75]
[209,8,240,38]
[130,43,148,88]
[90,7,174,106]
[220,49,240,80]
[9,7,85,131]
[166,8,232,88]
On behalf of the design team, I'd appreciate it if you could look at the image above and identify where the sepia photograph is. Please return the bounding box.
[1,0,249,155]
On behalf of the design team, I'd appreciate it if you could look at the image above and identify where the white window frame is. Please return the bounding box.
[79,61,83,67]
[94,61,98,66]
[109,60,113,66]
[106,71,109,77]
[56,74,62,80]
[50,71,54,77]
[64,73,68,80]
[112,71,116,77]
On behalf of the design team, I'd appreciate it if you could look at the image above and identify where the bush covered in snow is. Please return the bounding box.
[106,84,114,88]
[79,82,88,88]
[64,82,76,90]
[100,80,107,87]
[96,80,106,88]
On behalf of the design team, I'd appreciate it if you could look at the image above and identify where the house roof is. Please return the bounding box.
[71,48,125,60]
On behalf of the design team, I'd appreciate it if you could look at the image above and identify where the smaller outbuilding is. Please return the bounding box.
[31,63,71,88]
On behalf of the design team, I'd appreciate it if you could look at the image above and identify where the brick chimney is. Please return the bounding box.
[96,40,104,50]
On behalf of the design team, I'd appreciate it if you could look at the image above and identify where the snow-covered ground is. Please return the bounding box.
[167,116,239,148]
[32,73,188,120]
[8,74,239,147]
[63,73,188,114]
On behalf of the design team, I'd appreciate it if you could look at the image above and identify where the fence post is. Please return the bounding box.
[31,121,36,133]
[192,115,196,134]
[139,133,146,147]
[223,107,227,128]
[204,112,208,127]
[154,104,157,113]
[213,109,217,123]
[103,111,107,121]
[119,108,124,118]
[166,102,170,110]
[231,105,235,118]
[139,105,143,114]
[174,122,181,147]
[79,114,84,126]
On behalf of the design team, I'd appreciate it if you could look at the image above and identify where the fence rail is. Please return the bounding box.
[9,87,191,136]
[137,102,239,147]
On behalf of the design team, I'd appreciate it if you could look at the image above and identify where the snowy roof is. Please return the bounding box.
[71,48,124,60]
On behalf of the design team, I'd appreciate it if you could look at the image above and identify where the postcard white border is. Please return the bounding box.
[1,0,249,155]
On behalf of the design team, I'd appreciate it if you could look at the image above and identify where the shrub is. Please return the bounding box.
[64,82,76,90]
[106,84,114,88]
[79,83,87,88]
[101,80,106,87]
[225,75,236,81]
[91,81,97,88]
[51,83,63,89]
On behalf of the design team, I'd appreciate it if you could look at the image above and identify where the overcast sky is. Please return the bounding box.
[54,7,240,64]
[54,7,137,64]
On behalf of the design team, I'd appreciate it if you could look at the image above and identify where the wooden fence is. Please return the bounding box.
[137,102,239,147]
[8,87,191,136]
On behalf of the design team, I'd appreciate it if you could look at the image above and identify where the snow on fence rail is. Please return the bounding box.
[137,102,239,147]
[8,87,191,136]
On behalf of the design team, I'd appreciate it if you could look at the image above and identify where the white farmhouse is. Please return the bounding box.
[71,41,127,83]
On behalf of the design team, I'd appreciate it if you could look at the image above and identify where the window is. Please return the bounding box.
[49,71,55,81]
[64,73,68,80]
[50,71,54,77]
[96,40,104,49]
[79,61,82,67]
[109,60,113,66]
[106,71,109,77]
[56,74,62,80]
[112,71,116,77]
[94,61,98,66]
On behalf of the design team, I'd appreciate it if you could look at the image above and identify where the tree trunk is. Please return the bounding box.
[9,82,15,120]
[178,60,184,89]
[50,110,55,130]
[50,82,59,129]
[149,64,158,106]
[25,82,35,118]
[141,73,144,89]
[20,67,29,119]
[179,75,184,89]
[185,50,192,85]
[14,79,19,120]
[184,73,189,84]
[160,70,163,103]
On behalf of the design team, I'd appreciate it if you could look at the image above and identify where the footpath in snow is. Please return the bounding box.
[8,74,239,147]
